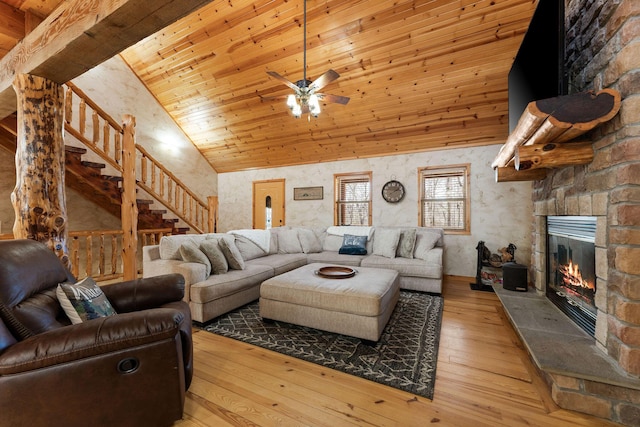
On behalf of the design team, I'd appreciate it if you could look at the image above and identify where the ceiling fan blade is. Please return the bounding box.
[309,69,340,92]
[266,71,300,92]
[259,94,290,101]
[316,93,350,105]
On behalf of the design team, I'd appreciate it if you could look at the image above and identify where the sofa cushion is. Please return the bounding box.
[396,228,417,259]
[414,229,442,260]
[247,253,307,276]
[278,229,303,253]
[298,228,323,254]
[179,242,212,276]
[322,234,343,252]
[361,254,442,279]
[306,251,365,267]
[218,237,245,270]
[372,228,401,258]
[189,264,274,304]
[199,240,229,274]
[56,277,117,324]
[159,234,198,260]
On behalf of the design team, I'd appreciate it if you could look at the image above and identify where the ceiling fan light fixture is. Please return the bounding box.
[286,94,298,109]
[291,102,302,118]
[309,94,321,117]
[266,1,349,118]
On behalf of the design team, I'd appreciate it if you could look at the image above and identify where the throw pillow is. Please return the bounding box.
[232,235,268,261]
[179,241,212,276]
[56,277,117,324]
[199,240,229,274]
[298,228,323,253]
[278,229,302,253]
[414,230,441,260]
[338,234,368,255]
[396,229,417,259]
[218,237,246,270]
[372,228,401,258]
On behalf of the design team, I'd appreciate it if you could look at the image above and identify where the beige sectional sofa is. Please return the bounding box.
[142,225,444,323]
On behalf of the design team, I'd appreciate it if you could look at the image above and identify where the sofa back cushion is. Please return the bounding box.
[297,228,324,253]
[159,234,211,260]
[414,228,444,260]
[277,229,303,253]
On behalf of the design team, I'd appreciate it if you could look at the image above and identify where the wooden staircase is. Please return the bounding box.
[65,145,188,234]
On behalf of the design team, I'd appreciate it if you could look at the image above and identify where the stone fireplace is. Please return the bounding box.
[500,0,640,425]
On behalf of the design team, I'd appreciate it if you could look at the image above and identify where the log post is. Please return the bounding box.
[11,74,71,268]
[121,114,138,280]
[515,141,594,170]
[207,195,218,233]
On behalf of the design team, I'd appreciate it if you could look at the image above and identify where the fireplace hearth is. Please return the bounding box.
[546,216,596,336]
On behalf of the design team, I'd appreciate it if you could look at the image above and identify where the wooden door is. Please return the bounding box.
[253,179,285,229]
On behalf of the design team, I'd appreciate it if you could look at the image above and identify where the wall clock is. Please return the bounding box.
[381,180,405,203]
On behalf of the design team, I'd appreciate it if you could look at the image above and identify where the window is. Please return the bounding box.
[334,172,372,226]
[419,165,470,233]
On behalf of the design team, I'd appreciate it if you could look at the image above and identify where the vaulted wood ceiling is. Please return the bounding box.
[0,0,538,173]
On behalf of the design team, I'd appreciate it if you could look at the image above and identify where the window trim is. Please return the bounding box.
[334,171,372,226]
[418,164,470,234]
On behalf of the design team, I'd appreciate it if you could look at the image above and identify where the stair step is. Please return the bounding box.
[136,199,153,205]
[81,160,106,169]
[65,145,87,154]
[102,175,123,182]
[149,209,167,215]
[174,228,190,235]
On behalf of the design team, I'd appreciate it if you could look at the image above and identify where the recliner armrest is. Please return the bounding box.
[102,273,185,312]
[0,308,185,375]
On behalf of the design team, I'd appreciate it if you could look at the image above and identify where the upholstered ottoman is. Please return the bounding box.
[259,263,399,341]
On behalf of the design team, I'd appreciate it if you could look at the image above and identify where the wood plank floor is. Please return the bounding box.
[173,276,619,426]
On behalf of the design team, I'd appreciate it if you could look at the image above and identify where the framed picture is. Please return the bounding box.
[294,186,323,201]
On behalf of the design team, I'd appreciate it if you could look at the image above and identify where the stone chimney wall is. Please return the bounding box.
[531,0,640,378]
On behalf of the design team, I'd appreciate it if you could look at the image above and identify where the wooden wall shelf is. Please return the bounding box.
[492,89,621,182]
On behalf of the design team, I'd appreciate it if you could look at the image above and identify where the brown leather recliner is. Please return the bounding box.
[0,239,193,427]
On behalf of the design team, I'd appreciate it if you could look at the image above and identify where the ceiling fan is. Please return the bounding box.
[265,0,349,118]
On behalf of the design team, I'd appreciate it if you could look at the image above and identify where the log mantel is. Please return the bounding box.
[492,89,621,182]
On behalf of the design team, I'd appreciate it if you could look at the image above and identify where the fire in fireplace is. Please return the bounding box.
[547,216,597,336]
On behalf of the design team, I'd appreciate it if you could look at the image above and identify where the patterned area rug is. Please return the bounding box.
[203,290,444,399]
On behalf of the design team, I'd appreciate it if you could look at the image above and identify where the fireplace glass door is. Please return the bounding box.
[547,216,596,336]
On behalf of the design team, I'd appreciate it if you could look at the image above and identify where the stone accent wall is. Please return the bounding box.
[527,0,639,424]
[532,0,640,377]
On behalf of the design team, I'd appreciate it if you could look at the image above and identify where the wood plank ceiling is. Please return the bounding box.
[0,0,538,173]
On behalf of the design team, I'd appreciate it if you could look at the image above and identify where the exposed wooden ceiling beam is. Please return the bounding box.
[0,0,213,119]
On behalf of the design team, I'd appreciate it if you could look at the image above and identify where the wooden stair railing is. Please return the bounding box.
[64,82,213,234]
[0,229,173,282]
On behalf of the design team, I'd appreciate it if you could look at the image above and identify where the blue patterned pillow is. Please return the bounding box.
[339,234,367,255]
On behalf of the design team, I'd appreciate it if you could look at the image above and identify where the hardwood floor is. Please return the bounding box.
[174,276,619,427]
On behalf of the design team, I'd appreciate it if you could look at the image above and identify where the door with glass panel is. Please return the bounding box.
[252,179,285,229]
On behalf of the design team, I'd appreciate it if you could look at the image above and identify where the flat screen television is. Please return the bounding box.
[508,0,567,132]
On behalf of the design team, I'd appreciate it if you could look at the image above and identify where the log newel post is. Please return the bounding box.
[11,74,71,269]
[207,195,218,233]
[121,114,138,280]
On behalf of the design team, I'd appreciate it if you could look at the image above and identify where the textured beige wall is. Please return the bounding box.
[71,56,218,202]
[218,145,533,277]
